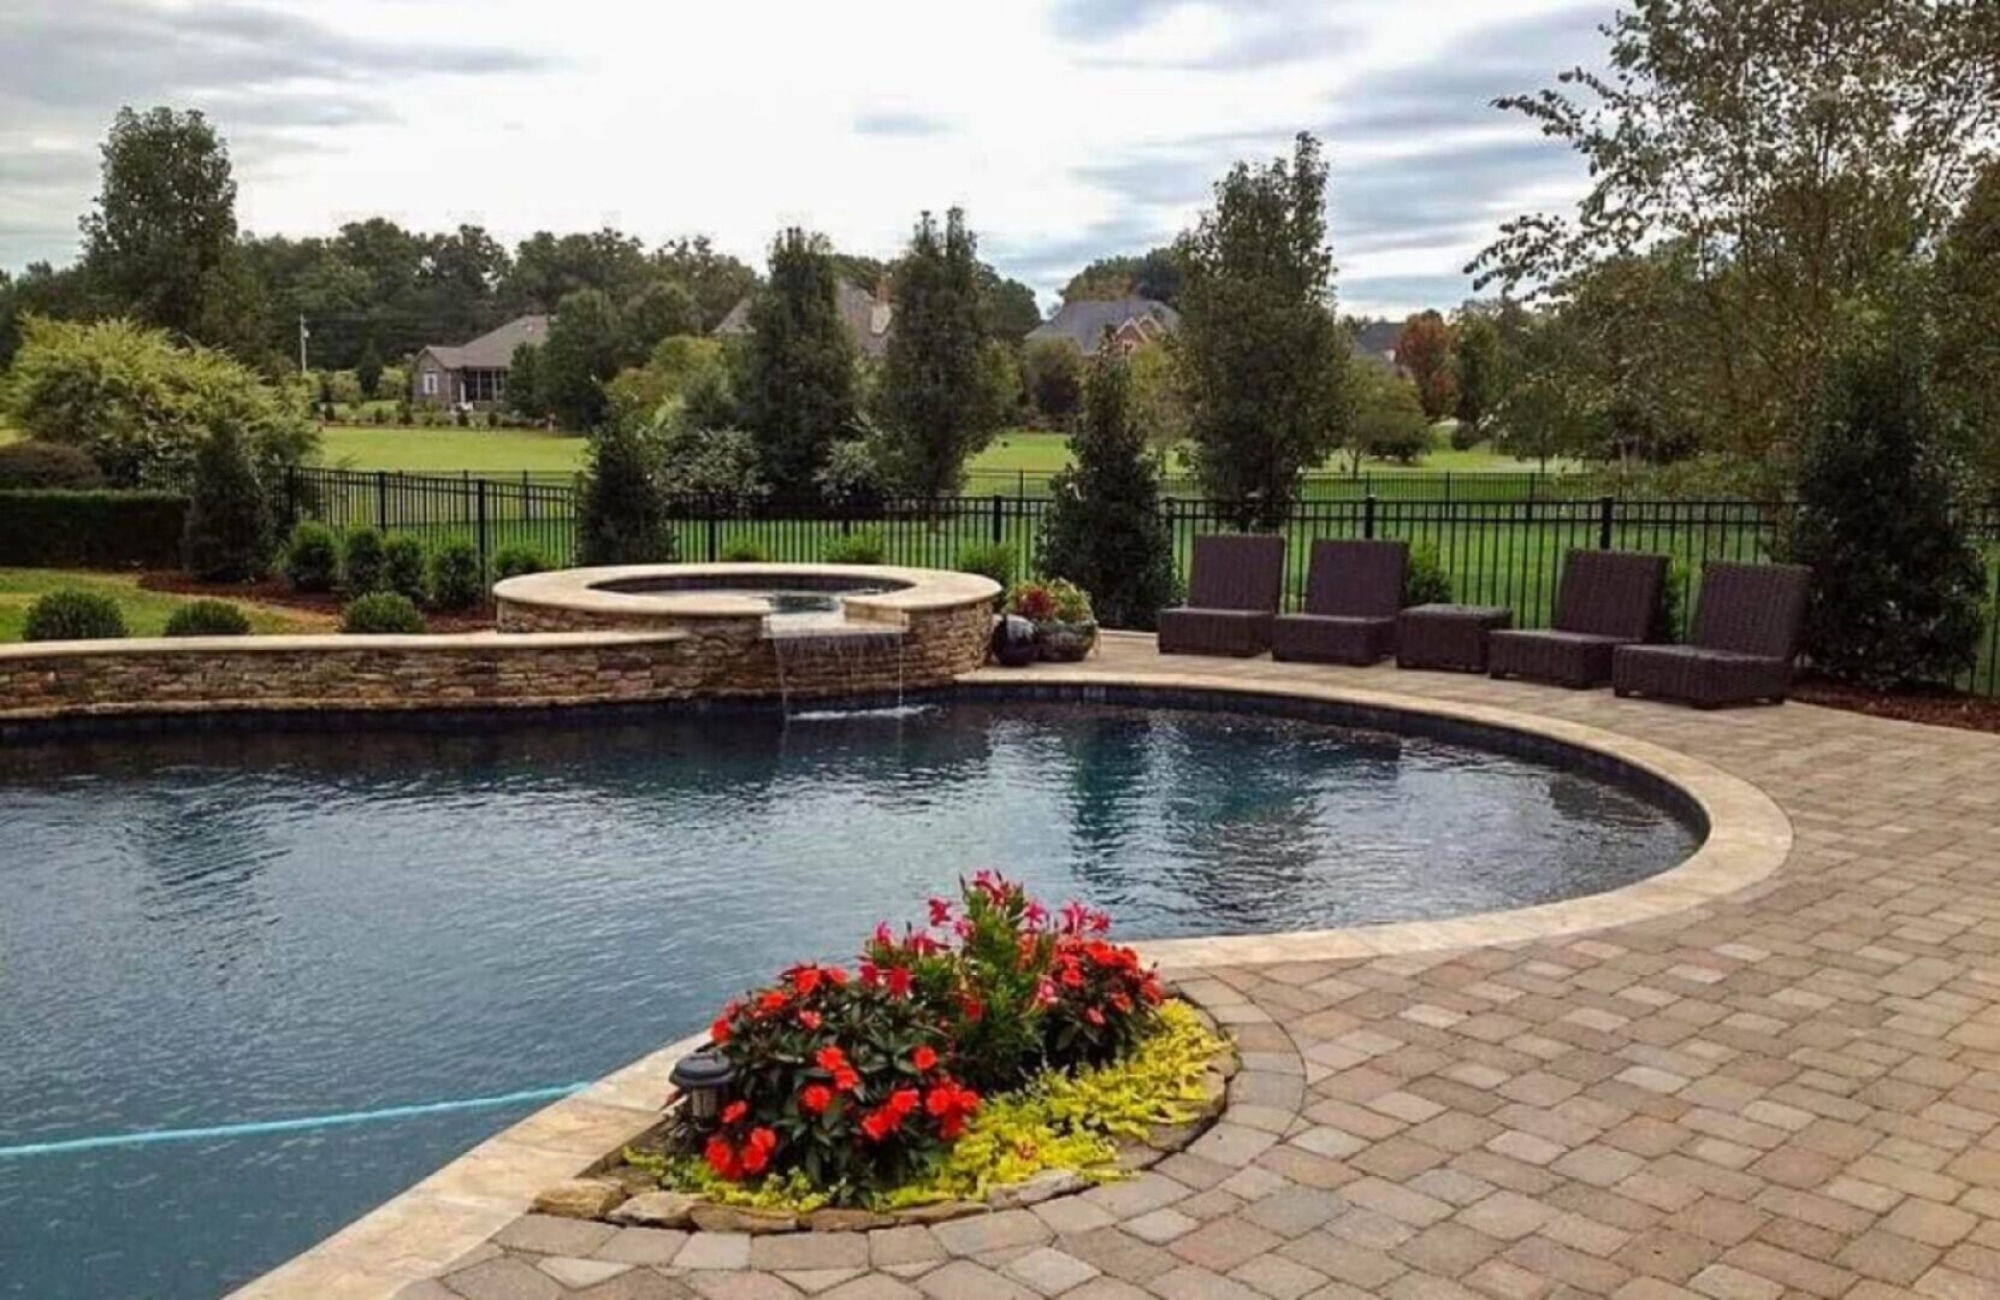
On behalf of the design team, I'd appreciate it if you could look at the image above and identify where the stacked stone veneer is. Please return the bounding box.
[0,602,992,723]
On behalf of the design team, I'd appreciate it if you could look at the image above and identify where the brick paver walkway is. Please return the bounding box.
[416,644,2000,1300]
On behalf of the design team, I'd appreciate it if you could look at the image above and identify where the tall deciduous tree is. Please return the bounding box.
[1937,163,2000,489]
[1040,347,1177,630]
[538,289,624,429]
[1451,310,1504,434]
[1175,133,1351,528]
[876,208,1009,497]
[1472,0,2000,478]
[738,228,859,500]
[1394,310,1456,421]
[80,107,239,343]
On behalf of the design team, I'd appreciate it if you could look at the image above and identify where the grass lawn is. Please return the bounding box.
[315,425,588,475]
[311,423,1573,484]
[0,570,326,642]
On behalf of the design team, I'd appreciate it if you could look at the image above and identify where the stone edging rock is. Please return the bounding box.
[523,997,1242,1239]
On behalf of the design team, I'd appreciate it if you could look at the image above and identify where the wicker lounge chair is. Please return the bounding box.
[1488,549,1668,688]
[1157,534,1287,657]
[1612,561,1811,708]
[1271,539,1408,665]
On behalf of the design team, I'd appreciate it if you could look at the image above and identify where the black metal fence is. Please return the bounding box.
[277,466,2000,697]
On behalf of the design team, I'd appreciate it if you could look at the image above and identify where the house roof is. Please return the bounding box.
[1024,296,1180,352]
[715,281,894,359]
[422,315,550,371]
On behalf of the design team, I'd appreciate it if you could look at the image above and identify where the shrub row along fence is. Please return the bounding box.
[275,466,2000,697]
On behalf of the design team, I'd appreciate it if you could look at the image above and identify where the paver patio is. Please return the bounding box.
[295,635,2000,1300]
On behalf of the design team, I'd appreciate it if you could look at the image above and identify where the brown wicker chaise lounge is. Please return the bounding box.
[1271,539,1408,664]
[1157,534,1287,657]
[1612,561,1811,708]
[1487,549,1668,688]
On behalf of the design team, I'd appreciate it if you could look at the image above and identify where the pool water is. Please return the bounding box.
[0,700,1697,1298]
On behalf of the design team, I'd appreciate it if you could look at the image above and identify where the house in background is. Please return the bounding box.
[412,315,549,408]
[1024,296,1179,355]
[715,280,894,359]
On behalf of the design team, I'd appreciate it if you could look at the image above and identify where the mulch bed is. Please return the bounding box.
[137,571,497,635]
[1793,676,2000,736]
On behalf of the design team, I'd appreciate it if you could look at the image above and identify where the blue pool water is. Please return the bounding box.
[0,699,1697,1298]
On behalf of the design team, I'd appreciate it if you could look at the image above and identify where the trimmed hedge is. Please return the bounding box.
[0,490,188,568]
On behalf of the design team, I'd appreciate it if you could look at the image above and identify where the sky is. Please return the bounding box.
[0,0,1614,317]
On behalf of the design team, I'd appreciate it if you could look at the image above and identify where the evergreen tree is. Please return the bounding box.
[876,209,1009,497]
[1039,344,1176,630]
[1788,327,1987,688]
[506,342,545,419]
[539,288,623,429]
[183,422,272,582]
[356,340,384,399]
[575,423,673,564]
[1176,133,1351,528]
[738,228,858,500]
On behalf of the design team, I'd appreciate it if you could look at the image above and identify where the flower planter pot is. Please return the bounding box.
[1035,620,1098,663]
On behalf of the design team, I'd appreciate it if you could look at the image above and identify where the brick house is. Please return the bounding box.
[411,315,549,409]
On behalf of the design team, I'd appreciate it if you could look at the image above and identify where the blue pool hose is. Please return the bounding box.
[0,1082,589,1160]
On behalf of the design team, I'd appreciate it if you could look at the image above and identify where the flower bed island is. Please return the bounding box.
[534,876,1232,1233]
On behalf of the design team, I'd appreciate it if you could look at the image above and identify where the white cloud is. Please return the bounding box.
[0,0,1610,315]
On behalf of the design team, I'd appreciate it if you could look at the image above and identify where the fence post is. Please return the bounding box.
[1363,494,1377,539]
[476,479,489,575]
[1598,495,1615,550]
[375,470,388,531]
[990,494,1004,544]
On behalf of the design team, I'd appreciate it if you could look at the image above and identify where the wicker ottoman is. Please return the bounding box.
[1396,604,1512,673]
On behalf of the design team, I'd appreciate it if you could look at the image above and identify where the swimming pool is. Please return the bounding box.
[0,697,1698,1298]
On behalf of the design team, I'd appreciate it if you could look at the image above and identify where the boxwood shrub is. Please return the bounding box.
[24,588,128,641]
[340,591,427,634]
[341,526,388,594]
[383,534,428,604]
[163,599,252,637]
[282,522,341,592]
[428,539,483,611]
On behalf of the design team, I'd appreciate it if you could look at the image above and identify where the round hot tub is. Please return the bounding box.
[492,563,1001,697]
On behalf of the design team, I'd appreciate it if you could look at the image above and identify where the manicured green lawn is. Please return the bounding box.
[311,423,1573,483]
[315,425,589,474]
[0,569,324,642]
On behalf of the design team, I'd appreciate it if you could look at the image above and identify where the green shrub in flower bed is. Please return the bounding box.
[596,875,1229,1219]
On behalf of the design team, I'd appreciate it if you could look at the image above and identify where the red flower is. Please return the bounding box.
[721,1100,748,1125]
[798,1009,823,1031]
[740,1126,778,1174]
[911,1045,938,1073]
[704,1135,740,1179]
[800,1084,833,1115]
[887,966,913,999]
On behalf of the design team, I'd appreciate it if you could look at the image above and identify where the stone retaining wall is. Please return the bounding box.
[0,604,993,723]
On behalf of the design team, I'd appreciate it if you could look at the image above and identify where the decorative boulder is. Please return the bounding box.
[990,615,1039,668]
